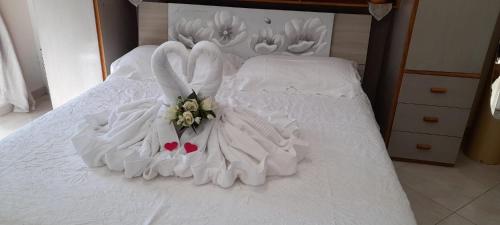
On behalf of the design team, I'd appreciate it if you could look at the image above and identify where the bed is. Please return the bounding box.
[0,44,416,224]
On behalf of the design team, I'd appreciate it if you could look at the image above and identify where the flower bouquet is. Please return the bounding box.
[166,90,216,132]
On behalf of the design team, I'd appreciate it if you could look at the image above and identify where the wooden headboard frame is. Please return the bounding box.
[138,0,395,101]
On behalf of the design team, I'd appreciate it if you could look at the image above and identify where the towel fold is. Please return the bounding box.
[190,106,308,187]
[151,41,190,105]
[72,41,308,188]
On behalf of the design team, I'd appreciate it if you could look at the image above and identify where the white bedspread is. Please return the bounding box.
[0,75,416,224]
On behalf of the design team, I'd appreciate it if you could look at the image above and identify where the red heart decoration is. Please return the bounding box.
[184,142,198,153]
[164,142,178,151]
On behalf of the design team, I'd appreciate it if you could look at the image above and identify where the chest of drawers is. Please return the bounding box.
[387,73,479,165]
[374,0,499,166]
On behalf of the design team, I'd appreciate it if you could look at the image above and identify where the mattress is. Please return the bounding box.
[0,56,416,225]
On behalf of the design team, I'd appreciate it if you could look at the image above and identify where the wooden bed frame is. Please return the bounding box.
[137,0,397,102]
[144,0,397,14]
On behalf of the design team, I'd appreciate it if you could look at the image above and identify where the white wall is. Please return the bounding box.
[0,0,47,94]
[30,0,102,108]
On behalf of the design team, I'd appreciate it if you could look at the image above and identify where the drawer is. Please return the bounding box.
[399,74,479,108]
[388,131,461,164]
[393,103,470,137]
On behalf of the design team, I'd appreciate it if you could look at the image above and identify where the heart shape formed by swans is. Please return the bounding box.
[151,41,224,105]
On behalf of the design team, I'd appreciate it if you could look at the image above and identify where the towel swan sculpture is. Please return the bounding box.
[73,41,307,188]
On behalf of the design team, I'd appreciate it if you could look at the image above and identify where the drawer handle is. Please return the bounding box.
[423,116,439,123]
[430,87,448,94]
[416,144,432,151]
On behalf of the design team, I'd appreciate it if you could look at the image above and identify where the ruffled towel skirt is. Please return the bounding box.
[72,98,307,188]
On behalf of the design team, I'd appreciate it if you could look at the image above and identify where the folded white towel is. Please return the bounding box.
[73,41,308,188]
[72,98,158,168]
[151,40,224,103]
[151,41,190,105]
[190,106,308,187]
[186,41,223,98]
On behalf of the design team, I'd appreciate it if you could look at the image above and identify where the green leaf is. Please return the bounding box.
[187,90,198,100]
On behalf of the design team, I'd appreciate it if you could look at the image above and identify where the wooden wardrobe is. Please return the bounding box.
[375,0,500,166]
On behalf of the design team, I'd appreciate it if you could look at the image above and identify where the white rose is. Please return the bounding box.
[201,98,215,111]
[182,111,194,126]
[183,99,199,112]
[194,117,201,124]
[207,114,215,120]
[166,105,179,121]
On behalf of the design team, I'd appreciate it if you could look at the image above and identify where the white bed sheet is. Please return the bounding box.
[0,65,416,225]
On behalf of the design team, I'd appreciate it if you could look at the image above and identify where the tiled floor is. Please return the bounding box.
[394,154,500,225]
[0,95,52,140]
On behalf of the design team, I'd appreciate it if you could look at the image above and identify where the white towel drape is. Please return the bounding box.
[73,41,307,188]
[0,12,31,115]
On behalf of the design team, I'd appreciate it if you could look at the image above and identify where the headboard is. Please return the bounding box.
[137,2,372,66]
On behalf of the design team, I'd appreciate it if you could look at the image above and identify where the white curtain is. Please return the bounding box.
[0,12,31,116]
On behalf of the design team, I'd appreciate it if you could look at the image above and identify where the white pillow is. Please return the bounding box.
[110,45,157,79]
[233,55,362,97]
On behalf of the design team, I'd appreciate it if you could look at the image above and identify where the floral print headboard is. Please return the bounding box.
[168,4,334,58]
